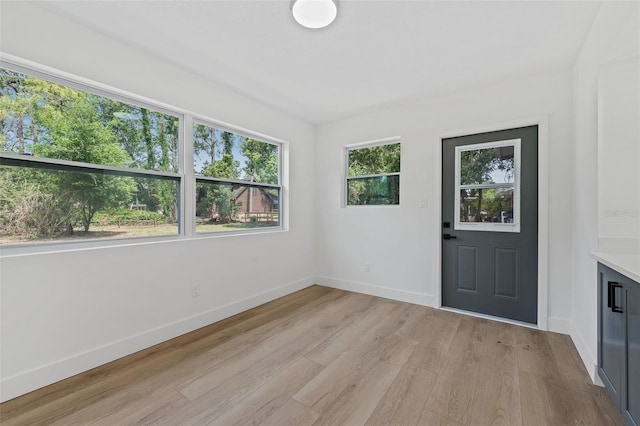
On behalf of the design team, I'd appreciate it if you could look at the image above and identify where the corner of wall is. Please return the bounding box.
[315,276,436,307]
[569,0,639,386]
[570,320,600,384]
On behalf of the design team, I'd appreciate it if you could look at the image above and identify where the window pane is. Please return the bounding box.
[347,175,400,205]
[460,146,514,185]
[0,68,179,172]
[459,188,514,223]
[348,143,400,177]
[193,124,279,184]
[0,165,179,245]
[195,181,279,233]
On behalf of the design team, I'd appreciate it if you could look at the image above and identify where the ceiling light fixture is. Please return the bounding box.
[291,0,338,29]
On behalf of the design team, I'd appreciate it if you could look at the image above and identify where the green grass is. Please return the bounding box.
[0,221,279,245]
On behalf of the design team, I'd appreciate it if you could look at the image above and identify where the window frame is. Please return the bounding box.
[454,138,521,233]
[191,119,283,234]
[0,58,287,252]
[343,137,401,207]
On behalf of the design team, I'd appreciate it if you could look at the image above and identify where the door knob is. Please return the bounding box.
[443,234,457,240]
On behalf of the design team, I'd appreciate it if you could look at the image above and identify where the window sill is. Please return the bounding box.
[0,227,286,258]
[343,204,401,208]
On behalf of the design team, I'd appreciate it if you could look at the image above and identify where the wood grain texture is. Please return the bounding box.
[364,364,437,426]
[0,286,624,426]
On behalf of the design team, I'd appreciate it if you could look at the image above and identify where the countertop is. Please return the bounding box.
[592,252,640,283]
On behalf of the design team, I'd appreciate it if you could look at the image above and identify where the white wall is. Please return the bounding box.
[571,1,640,382]
[314,69,574,331]
[0,3,316,402]
[597,57,640,244]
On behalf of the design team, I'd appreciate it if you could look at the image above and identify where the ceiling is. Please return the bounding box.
[29,1,602,124]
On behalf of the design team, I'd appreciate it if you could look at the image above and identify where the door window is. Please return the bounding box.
[454,139,521,232]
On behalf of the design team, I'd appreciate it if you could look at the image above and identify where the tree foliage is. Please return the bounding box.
[348,143,400,177]
[347,143,400,205]
[242,138,278,184]
[0,68,176,237]
[193,126,278,224]
[1,68,279,240]
[459,146,514,222]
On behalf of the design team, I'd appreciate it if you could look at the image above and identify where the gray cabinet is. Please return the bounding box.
[598,262,640,426]
[627,282,639,426]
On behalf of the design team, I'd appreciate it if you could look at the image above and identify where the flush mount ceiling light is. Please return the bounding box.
[291,0,338,29]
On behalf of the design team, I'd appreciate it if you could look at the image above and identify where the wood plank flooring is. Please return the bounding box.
[0,285,623,426]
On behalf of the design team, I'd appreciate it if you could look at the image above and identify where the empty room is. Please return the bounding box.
[0,0,639,425]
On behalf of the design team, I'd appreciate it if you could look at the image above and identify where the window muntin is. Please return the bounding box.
[193,123,281,234]
[346,141,400,206]
[454,139,521,232]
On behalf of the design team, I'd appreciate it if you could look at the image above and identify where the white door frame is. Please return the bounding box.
[435,116,550,331]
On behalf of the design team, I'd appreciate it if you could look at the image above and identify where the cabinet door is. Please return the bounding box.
[599,265,625,411]
[624,280,639,426]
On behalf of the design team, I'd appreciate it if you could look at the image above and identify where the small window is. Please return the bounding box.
[345,141,400,206]
[193,123,281,232]
[455,139,521,232]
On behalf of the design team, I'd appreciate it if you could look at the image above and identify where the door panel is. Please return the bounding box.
[494,247,518,298]
[442,126,538,323]
[456,246,477,292]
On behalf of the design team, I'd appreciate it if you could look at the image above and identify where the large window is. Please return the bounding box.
[345,140,400,206]
[193,123,280,233]
[0,63,283,246]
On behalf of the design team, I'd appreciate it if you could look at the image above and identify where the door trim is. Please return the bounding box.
[435,116,550,331]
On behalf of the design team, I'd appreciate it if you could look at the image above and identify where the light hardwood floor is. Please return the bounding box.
[0,285,623,425]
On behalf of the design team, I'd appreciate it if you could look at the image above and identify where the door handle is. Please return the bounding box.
[608,281,624,313]
[443,234,457,240]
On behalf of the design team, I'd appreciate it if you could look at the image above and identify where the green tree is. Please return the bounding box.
[347,143,400,205]
[0,167,76,239]
[1,67,183,239]
[31,83,134,231]
[459,148,513,222]
[348,143,400,177]
[193,128,242,224]
[194,123,215,172]
[96,97,179,221]
[201,155,240,223]
[241,138,278,184]
[0,70,45,154]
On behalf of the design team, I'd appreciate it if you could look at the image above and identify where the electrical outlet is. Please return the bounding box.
[191,285,200,298]
[364,263,371,272]
[420,198,428,208]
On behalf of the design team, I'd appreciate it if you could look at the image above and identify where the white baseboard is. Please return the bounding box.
[315,276,436,307]
[547,316,571,334]
[570,321,601,386]
[0,277,315,403]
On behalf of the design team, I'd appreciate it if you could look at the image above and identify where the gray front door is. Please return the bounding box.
[442,126,538,324]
